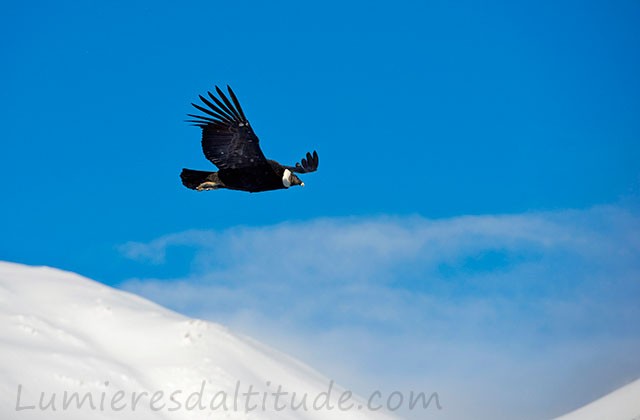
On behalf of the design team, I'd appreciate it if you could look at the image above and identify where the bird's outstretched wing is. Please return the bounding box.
[186,86,269,170]
[284,151,319,174]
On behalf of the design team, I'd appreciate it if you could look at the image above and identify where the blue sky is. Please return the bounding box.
[2,1,640,418]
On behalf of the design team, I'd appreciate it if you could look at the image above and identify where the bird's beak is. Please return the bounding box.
[300,182,305,187]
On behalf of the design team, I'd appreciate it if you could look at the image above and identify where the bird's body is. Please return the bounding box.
[180,86,318,193]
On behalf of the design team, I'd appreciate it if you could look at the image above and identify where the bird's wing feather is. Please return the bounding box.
[186,86,270,170]
[283,150,319,174]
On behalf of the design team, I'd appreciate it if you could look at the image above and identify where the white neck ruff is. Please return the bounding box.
[282,169,292,188]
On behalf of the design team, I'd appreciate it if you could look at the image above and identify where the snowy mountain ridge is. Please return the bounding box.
[0,261,398,420]
[554,378,640,420]
[1,260,639,420]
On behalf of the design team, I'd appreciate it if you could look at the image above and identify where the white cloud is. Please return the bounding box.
[119,205,640,420]
[119,230,217,264]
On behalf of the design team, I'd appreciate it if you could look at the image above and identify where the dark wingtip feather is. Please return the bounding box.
[198,94,234,123]
[186,113,217,123]
[206,91,236,121]
[191,102,231,124]
[214,86,228,103]
[184,120,208,127]
[215,86,242,121]
[226,85,247,122]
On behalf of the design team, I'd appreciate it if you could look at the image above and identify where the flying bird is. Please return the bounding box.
[180,86,319,193]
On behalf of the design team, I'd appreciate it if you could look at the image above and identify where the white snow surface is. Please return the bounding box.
[2,260,639,420]
[555,378,640,420]
[0,261,396,420]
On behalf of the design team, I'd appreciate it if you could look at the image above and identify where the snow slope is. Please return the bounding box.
[555,378,640,420]
[0,261,396,420]
[3,260,638,420]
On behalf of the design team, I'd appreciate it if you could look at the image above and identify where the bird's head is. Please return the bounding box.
[282,169,305,188]
[290,172,304,187]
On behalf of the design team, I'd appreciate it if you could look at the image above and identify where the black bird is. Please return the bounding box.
[180,86,319,193]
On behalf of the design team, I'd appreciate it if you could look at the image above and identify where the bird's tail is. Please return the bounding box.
[180,168,221,190]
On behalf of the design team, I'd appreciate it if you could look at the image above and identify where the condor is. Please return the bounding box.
[181,86,319,193]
